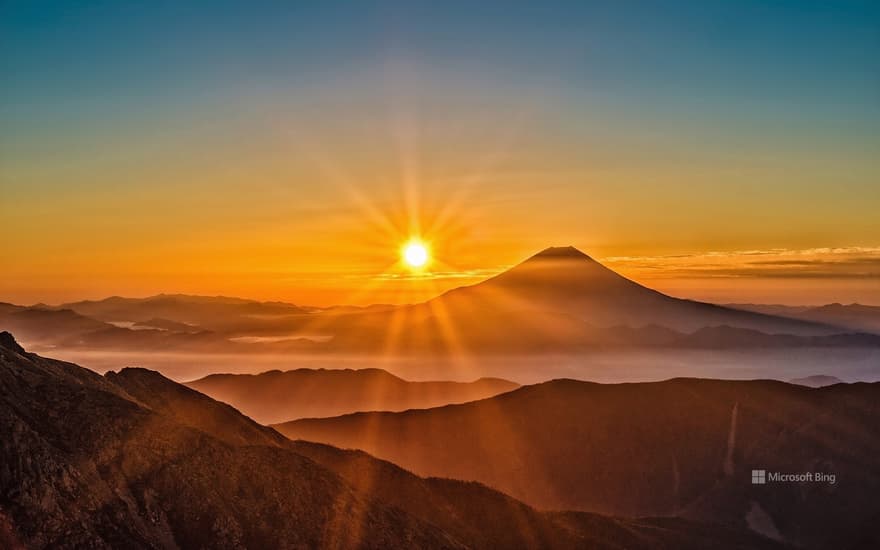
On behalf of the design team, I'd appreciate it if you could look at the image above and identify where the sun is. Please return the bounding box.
[402,240,430,269]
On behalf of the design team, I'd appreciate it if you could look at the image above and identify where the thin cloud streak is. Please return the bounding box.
[371,267,511,282]
[602,246,880,280]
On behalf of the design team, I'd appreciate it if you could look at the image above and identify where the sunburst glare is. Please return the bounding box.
[402,240,430,269]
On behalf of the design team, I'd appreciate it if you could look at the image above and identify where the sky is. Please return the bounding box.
[1,0,878,306]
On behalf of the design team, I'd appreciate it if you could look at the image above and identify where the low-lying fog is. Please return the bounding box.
[34,347,880,385]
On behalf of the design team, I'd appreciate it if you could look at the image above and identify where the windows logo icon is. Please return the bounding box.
[751,470,766,485]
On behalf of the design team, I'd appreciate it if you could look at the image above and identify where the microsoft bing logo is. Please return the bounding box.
[751,470,766,484]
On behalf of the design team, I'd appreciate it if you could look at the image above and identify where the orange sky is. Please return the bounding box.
[2,118,878,306]
[2,117,878,307]
[1,109,878,306]
[2,176,878,308]
[2,5,878,307]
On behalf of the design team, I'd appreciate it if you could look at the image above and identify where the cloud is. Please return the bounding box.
[372,267,508,282]
[341,246,880,285]
[601,246,880,280]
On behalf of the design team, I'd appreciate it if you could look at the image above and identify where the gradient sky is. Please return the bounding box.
[2,1,878,306]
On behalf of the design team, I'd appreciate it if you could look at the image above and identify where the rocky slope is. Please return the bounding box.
[276,376,880,549]
[0,332,783,549]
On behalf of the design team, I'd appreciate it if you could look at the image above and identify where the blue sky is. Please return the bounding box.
[2,1,877,125]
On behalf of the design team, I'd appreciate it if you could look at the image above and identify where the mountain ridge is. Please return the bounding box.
[185,368,520,423]
[274,375,880,549]
[4,247,877,357]
[0,332,785,549]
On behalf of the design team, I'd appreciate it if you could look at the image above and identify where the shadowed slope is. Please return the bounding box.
[1,332,783,549]
[109,363,782,549]
[275,377,880,549]
[289,441,783,550]
[0,333,457,549]
[788,375,845,387]
[186,369,519,423]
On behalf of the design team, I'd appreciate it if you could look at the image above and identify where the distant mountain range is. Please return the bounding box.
[3,247,880,355]
[186,369,519,423]
[728,303,880,335]
[322,247,869,354]
[275,376,880,549]
[58,293,311,331]
[3,246,876,548]
[0,332,784,549]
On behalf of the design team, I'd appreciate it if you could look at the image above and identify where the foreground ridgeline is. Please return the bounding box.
[275,376,880,549]
[0,332,785,549]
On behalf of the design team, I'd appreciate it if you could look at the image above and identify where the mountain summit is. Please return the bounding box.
[482,245,658,299]
[429,246,837,335]
[526,246,596,261]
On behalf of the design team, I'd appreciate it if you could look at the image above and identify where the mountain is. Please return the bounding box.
[1,294,327,352]
[0,303,113,345]
[58,294,311,332]
[425,247,839,336]
[0,301,231,353]
[316,247,862,354]
[728,303,880,335]
[186,369,519,423]
[5,247,875,357]
[275,377,880,549]
[0,333,454,548]
[0,332,782,549]
[788,375,845,387]
[0,302,315,354]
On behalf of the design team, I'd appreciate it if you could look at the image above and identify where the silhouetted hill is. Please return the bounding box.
[5,296,874,356]
[0,333,457,548]
[788,375,845,387]
[119,366,782,549]
[1,296,327,352]
[7,250,878,356]
[276,377,880,549]
[0,332,782,549]
[59,294,310,331]
[186,369,519,423]
[320,247,859,354]
[289,441,783,550]
[0,304,112,345]
[426,247,840,336]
